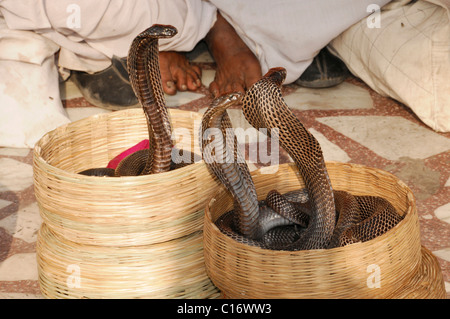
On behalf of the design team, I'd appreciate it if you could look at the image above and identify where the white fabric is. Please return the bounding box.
[0,0,217,73]
[0,18,70,148]
[329,0,450,132]
[210,0,391,84]
[0,0,217,148]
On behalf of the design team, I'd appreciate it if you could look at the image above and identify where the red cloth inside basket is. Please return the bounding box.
[106,139,149,169]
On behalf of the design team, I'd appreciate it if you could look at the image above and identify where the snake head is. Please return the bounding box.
[200,92,242,147]
[264,67,287,87]
[141,24,178,39]
[213,92,243,110]
[205,92,243,117]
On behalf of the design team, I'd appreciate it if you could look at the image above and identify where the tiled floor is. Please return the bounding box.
[0,42,449,298]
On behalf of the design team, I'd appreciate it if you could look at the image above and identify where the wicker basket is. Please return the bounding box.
[34,108,220,298]
[34,108,216,246]
[203,162,446,299]
[386,246,446,299]
[37,224,219,299]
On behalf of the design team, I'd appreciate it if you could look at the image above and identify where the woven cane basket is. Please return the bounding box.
[37,224,219,299]
[203,162,446,299]
[33,108,221,298]
[34,108,217,246]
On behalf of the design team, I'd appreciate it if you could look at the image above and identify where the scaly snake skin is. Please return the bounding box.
[79,25,194,177]
[201,93,305,247]
[202,68,403,250]
[78,26,402,250]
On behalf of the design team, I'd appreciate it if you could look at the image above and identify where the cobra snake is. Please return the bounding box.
[202,68,403,250]
[79,25,196,177]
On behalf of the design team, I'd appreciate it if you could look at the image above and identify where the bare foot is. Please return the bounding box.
[206,12,262,98]
[159,51,202,95]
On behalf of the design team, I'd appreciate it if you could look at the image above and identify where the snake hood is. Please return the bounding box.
[242,67,336,249]
[127,25,178,174]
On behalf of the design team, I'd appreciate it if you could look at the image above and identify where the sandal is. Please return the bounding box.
[295,47,349,88]
[71,56,139,110]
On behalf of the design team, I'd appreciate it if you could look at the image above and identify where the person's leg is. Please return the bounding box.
[1,0,215,109]
[210,0,391,85]
[71,50,204,110]
[205,12,262,98]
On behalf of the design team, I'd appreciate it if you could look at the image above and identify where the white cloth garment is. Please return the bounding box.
[0,0,217,148]
[330,0,450,132]
[210,0,391,84]
[2,0,445,148]
[0,17,70,148]
[0,0,217,73]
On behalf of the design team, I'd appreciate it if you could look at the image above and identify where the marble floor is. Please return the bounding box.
[0,42,449,299]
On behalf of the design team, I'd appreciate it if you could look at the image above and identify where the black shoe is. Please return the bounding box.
[295,47,348,88]
[71,56,139,110]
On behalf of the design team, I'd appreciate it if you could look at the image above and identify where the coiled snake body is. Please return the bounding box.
[202,68,403,250]
[79,25,194,177]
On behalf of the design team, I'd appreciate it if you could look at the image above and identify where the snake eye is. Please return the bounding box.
[228,92,243,103]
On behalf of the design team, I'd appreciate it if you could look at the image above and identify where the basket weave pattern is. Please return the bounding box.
[34,109,220,298]
[203,162,446,299]
[34,109,212,246]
